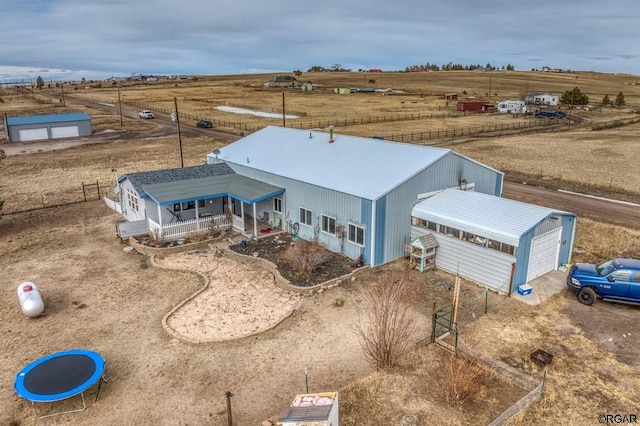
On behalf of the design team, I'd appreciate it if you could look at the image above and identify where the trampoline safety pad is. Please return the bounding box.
[14,349,106,418]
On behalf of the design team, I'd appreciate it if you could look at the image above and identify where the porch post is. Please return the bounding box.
[252,203,258,238]
[240,202,244,232]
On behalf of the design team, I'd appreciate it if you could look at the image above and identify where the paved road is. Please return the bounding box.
[503,181,639,229]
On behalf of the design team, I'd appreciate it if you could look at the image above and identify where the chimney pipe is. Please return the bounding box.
[329,125,334,143]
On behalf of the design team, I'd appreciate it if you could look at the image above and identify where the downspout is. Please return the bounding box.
[568,216,577,264]
[369,199,376,267]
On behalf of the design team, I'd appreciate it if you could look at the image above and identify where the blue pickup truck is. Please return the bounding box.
[566,258,640,305]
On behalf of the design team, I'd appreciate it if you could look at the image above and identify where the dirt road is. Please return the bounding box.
[503,181,639,229]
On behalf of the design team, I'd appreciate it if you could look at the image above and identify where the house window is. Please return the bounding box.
[198,200,205,209]
[126,188,139,212]
[321,214,336,235]
[273,197,282,214]
[232,198,241,216]
[299,207,312,226]
[348,223,365,246]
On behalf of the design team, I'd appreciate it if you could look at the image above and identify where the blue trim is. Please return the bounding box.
[375,195,386,265]
[151,188,286,207]
[495,174,504,196]
[14,349,105,402]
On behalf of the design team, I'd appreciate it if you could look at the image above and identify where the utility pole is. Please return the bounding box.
[282,92,286,127]
[117,86,123,127]
[60,84,66,106]
[174,97,184,167]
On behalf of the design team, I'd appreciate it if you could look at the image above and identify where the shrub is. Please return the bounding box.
[356,272,417,370]
[281,239,331,278]
[434,350,489,406]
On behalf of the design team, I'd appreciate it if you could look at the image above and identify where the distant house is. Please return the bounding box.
[4,112,91,143]
[444,93,458,100]
[525,93,559,106]
[334,88,351,94]
[300,82,313,91]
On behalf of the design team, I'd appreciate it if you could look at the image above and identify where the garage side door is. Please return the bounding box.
[527,228,561,282]
[18,128,48,142]
[51,126,79,139]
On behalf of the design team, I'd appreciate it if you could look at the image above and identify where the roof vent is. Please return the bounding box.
[329,125,334,143]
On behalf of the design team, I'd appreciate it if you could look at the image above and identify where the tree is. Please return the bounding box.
[307,65,325,72]
[602,94,611,107]
[36,76,45,89]
[330,63,343,72]
[560,87,589,106]
[615,91,625,107]
[356,272,417,370]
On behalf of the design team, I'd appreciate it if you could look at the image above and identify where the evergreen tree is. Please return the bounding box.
[602,94,611,107]
[36,76,45,89]
[615,91,625,107]
[560,87,589,106]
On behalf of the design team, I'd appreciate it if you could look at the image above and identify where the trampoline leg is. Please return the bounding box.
[95,375,108,402]
[32,393,87,418]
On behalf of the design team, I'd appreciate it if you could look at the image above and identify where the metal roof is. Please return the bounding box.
[412,188,574,246]
[213,126,450,200]
[123,163,234,197]
[6,112,90,126]
[142,174,284,206]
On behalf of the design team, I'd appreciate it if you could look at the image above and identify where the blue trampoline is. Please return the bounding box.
[14,349,106,418]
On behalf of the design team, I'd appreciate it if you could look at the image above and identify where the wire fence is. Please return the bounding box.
[3,181,103,215]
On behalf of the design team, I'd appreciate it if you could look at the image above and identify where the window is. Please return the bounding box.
[126,188,139,212]
[299,207,312,226]
[273,197,282,214]
[198,200,205,209]
[232,198,241,216]
[321,215,336,235]
[348,223,365,246]
[610,270,632,282]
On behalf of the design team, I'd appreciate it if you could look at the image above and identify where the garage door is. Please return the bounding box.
[527,227,561,282]
[50,126,79,139]
[18,128,48,142]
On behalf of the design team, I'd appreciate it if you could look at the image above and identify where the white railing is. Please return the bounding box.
[148,214,232,240]
[103,196,123,214]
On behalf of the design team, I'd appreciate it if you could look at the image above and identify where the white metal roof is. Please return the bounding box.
[412,188,574,246]
[213,126,450,200]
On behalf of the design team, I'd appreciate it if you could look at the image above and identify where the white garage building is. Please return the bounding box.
[4,112,92,142]
[411,188,576,294]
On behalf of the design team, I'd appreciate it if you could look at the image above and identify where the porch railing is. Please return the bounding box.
[148,214,232,240]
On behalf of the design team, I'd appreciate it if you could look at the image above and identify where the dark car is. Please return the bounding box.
[566,258,640,305]
[196,120,212,128]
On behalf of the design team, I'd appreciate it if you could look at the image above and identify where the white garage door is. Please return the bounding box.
[50,126,79,139]
[527,227,561,282]
[18,128,48,142]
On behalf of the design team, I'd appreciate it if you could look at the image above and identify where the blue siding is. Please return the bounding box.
[513,230,534,289]
[374,195,387,265]
[558,215,575,265]
[495,177,503,196]
[360,198,372,265]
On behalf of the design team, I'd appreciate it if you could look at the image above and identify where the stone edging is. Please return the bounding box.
[129,236,215,257]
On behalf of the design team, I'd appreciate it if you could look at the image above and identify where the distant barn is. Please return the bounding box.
[4,112,92,143]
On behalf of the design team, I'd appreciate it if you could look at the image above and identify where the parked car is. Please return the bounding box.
[196,119,213,128]
[566,258,640,305]
[139,110,154,119]
[535,110,565,119]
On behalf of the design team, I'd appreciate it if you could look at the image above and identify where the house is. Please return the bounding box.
[525,93,559,106]
[206,126,504,266]
[497,100,525,114]
[107,162,284,240]
[444,93,458,100]
[4,112,91,142]
[106,126,575,289]
[280,392,339,426]
[411,189,576,294]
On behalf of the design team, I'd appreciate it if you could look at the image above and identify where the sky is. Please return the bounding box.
[1,0,639,83]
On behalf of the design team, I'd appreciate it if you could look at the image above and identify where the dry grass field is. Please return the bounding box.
[1,70,640,425]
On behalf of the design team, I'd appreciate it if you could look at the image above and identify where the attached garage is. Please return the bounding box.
[411,188,576,295]
[5,112,91,143]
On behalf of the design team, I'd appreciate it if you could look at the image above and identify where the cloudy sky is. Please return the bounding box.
[1,0,639,83]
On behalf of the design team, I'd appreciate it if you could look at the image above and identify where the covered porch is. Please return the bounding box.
[142,174,285,241]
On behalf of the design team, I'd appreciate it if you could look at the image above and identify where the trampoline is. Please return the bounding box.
[14,349,106,418]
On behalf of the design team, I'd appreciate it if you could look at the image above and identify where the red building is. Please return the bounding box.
[456,101,491,112]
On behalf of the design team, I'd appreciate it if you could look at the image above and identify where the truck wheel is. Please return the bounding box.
[577,287,596,306]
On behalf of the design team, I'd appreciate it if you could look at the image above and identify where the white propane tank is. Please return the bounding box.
[17,282,44,318]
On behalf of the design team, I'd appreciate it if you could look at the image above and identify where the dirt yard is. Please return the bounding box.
[1,73,640,424]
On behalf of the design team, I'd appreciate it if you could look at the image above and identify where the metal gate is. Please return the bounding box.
[432,305,458,352]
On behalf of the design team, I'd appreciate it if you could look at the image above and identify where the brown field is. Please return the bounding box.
[1,71,640,425]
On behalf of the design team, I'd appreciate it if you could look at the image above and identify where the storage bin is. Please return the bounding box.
[517,284,533,296]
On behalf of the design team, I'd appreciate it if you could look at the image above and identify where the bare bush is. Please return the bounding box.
[434,350,489,406]
[281,239,331,278]
[357,272,418,370]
